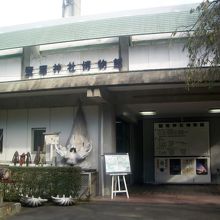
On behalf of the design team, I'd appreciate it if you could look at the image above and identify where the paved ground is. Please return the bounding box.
[7,201,220,220]
[6,185,220,220]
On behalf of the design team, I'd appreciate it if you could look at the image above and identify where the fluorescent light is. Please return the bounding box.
[139,111,156,116]
[122,112,129,116]
[208,108,220,114]
[116,121,122,124]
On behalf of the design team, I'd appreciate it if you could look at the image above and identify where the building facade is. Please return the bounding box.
[0,3,220,195]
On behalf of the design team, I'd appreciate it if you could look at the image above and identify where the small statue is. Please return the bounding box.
[39,153,46,166]
[34,146,41,165]
[19,153,26,166]
[12,151,19,166]
[26,152,32,167]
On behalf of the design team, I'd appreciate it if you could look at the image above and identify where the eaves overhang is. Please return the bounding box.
[0,69,188,96]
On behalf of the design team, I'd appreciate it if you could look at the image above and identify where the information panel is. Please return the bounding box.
[154,122,209,157]
[44,132,60,145]
[104,153,131,174]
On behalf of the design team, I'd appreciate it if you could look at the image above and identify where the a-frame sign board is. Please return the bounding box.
[104,153,131,199]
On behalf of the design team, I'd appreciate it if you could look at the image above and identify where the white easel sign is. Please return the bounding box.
[104,153,131,199]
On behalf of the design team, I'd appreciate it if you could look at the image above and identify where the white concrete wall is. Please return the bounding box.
[0,41,189,82]
[0,106,99,169]
[129,41,188,70]
[0,57,21,82]
[6,109,28,159]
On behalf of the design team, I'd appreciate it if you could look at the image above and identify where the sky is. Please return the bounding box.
[0,0,201,27]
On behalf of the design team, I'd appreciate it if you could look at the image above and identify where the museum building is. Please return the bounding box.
[0,1,220,195]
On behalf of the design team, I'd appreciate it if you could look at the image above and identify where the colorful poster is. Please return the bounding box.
[182,159,194,175]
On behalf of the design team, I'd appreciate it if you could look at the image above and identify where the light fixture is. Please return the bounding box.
[116,121,122,124]
[208,108,220,114]
[139,111,156,116]
[122,112,129,116]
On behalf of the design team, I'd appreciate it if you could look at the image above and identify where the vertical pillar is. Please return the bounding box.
[98,104,116,196]
[21,47,31,79]
[119,36,130,72]
[22,46,40,79]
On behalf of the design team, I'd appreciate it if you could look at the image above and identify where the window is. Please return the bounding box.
[0,129,3,153]
[32,128,46,152]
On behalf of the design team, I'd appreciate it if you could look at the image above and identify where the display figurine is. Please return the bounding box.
[34,146,41,165]
[39,153,46,166]
[26,152,32,167]
[12,151,19,166]
[19,153,26,166]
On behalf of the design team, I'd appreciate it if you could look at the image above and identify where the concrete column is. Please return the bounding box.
[210,117,220,183]
[143,119,155,183]
[98,104,116,196]
[119,36,130,71]
[21,47,31,78]
[22,46,40,79]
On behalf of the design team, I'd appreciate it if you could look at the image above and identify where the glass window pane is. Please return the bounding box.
[32,128,46,151]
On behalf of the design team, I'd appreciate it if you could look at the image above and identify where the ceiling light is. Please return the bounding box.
[208,108,220,114]
[122,112,129,116]
[116,121,122,124]
[139,111,156,116]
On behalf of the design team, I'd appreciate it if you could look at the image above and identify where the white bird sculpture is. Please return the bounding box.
[55,103,92,167]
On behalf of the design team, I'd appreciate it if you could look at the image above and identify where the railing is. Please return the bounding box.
[79,171,97,199]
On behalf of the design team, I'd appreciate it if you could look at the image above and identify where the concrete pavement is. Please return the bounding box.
[6,185,220,220]
[7,198,220,220]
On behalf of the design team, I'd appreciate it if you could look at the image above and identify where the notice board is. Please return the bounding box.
[44,132,60,145]
[154,122,209,157]
[104,153,131,174]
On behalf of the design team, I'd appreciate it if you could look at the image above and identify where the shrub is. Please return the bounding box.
[3,166,81,202]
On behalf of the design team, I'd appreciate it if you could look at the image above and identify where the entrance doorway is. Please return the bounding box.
[115,117,143,184]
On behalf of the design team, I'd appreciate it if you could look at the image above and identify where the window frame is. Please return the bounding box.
[31,127,46,152]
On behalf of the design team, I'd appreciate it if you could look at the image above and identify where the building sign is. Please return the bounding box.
[25,58,122,78]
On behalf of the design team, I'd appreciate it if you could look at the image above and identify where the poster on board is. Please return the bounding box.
[104,153,131,174]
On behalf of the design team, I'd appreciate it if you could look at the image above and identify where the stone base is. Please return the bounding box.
[0,202,21,219]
